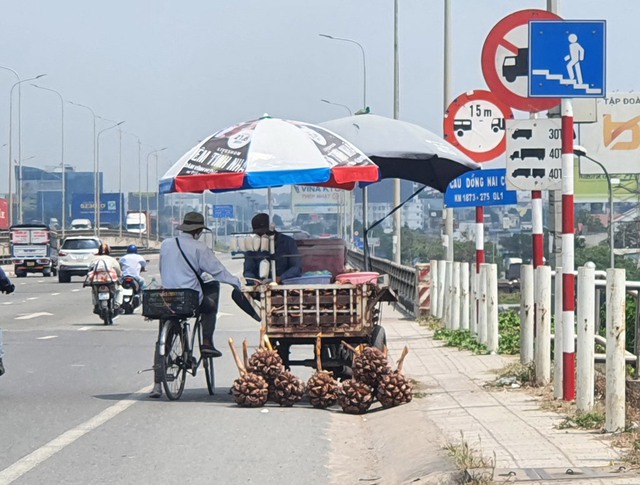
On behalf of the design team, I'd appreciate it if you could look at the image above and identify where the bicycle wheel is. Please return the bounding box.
[161,319,187,400]
[196,318,215,395]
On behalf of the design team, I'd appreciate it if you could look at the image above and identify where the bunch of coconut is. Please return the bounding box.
[337,342,413,414]
[247,328,305,407]
[228,338,269,407]
[306,333,339,409]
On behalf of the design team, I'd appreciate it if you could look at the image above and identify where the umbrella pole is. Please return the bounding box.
[362,187,369,270]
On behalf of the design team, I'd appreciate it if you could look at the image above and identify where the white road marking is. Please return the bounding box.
[217,312,232,318]
[77,326,91,331]
[51,293,60,296]
[3,302,13,305]
[15,312,53,320]
[71,289,81,292]
[0,385,151,483]
[36,335,58,340]
[37,280,44,283]
[27,297,38,301]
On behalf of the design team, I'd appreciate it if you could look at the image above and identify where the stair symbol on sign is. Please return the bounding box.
[532,69,602,95]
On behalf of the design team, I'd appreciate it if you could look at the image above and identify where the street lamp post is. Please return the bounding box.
[31,84,65,235]
[7,74,46,225]
[574,145,615,269]
[320,99,352,116]
[319,34,367,110]
[122,132,143,243]
[96,121,125,236]
[0,66,19,227]
[68,101,97,234]
[146,147,167,243]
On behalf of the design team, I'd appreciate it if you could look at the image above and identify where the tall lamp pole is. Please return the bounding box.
[574,146,615,269]
[146,147,167,243]
[31,84,65,235]
[319,33,371,258]
[97,121,125,235]
[68,101,97,234]
[123,132,143,243]
[7,74,46,226]
[0,66,20,227]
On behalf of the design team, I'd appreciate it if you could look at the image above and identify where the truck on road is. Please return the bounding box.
[125,211,147,235]
[10,224,58,277]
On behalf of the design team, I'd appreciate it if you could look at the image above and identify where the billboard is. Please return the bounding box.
[71,193,123,226]
[291,186,344,214]
[0,198,8,230]
[581,94,640,175]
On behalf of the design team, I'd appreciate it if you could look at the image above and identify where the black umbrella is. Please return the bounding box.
[320,114,481,192]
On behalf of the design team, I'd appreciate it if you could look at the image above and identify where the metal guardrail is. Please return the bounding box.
[347,249,418,316]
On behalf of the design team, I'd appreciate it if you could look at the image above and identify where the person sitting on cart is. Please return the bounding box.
[243,213,301,284]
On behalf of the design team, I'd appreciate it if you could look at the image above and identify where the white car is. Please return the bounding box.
[70,218,93,231]
[58,236,101,283]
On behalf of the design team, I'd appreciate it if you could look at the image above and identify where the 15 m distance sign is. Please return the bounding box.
[445,169,517,208]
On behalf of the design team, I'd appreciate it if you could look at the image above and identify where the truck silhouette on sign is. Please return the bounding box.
[502,48,528,83]
[512,168,546,179]
[491,118,504,133]
[512,128,533,140]
[510,148,545,160]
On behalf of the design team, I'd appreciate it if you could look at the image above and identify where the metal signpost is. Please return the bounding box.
[529,19,606,401]
[505,119,562,191]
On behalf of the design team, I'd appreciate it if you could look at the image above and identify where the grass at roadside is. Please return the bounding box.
[443,432,495,485]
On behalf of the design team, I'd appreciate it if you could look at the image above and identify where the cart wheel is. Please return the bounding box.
[369,325,387,351]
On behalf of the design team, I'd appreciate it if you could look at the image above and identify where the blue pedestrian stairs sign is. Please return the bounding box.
[529,20,606,98]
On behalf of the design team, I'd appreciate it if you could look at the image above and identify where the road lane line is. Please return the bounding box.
[71,289,81,292]
[0,385,151,484]
[15,312,53,320]
[50,293,60,296]
[2,302,13,305]
[27,297,38,301]
[36,336,58,340]
[77,326,91,331]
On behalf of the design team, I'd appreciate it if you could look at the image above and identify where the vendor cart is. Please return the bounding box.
[243,238,396,379]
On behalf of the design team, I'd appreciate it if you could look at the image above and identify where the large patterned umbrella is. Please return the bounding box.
[160,116,380,193]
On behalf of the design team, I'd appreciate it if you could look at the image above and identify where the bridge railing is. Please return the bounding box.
[346,249,430,317]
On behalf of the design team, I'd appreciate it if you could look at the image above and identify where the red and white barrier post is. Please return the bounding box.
[475,206,485,335]
[561,99,576,401]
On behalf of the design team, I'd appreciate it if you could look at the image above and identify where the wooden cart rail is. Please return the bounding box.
[244,283,383,338]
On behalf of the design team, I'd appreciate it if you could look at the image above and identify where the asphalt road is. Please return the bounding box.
[0,255,333,484]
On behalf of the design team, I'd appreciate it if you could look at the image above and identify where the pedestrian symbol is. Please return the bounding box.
[529,20,606,98]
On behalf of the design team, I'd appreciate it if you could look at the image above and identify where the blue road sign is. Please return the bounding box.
[529,20,606,98]
[445,169,517,208]
[213,204,234,219]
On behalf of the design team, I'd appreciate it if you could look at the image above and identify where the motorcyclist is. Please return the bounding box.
[118,244,147,289]
[88,243,123,310]
[0,266,15,376]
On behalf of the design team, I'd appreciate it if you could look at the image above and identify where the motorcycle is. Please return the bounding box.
[84,263,119,325]
[120,276,141,314]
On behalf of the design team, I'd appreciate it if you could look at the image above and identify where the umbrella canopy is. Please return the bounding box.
[320,114,481,192]
[160,117,379,193]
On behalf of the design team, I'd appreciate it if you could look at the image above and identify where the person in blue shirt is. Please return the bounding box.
[0,266,15,376]
[243,213,301,284]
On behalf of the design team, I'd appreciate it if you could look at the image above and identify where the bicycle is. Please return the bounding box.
[143,288,215,401]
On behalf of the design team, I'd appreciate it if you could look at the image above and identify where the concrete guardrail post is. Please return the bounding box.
[606,268,626,433]
[478,263,488,345]
[415,263,431,318]
[486,263,498,353]
[437,260,446,319]
[534,265,551,386]
[444,261,452,328]
[553,267,563,400]
[430,260,438,317]
[461,262,470,331]
[470,269,477,336]
[451,262,461,330]
[520,264,534,365]
[577,265,595,413]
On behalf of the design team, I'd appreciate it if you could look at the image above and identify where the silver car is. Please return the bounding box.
[58,236,101,283]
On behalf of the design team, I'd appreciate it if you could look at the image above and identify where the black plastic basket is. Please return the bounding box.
[142,288,199,319]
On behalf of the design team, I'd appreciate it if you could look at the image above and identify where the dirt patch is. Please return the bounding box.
[327,396,462,484]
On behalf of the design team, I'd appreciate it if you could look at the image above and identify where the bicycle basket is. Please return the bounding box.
[142,288,199,319]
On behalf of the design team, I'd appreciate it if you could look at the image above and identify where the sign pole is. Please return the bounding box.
[561,99,576,401]
[532,191,544,267]
[475,206,484,331]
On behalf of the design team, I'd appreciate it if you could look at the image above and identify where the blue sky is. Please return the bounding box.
[0,0,636,195]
